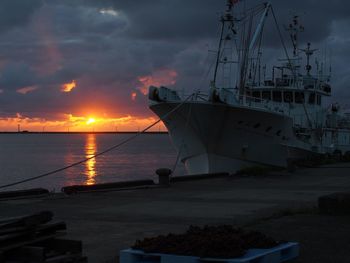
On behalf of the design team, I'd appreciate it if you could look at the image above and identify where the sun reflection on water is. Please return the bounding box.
[85,134,97,185]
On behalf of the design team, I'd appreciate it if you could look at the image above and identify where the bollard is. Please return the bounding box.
[156,168,172,186]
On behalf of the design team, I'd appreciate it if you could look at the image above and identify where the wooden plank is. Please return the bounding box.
[0,211,53,229]
[42,238,82,254]
[0,188,49,200]
[0,226,29,236]
[0,233,65,252]
[62,180,155,194]
[0,222,66,249]
[35,222,67,236]
[20,246,46,261]
[0,231,34,245]
[4,246,46,263]
[1,239,86,262]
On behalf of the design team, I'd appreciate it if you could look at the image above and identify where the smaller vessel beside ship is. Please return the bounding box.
[148,0,350,175]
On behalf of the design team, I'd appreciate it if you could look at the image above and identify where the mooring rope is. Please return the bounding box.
[0,93,195,190]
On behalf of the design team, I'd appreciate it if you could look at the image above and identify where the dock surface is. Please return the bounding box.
[1,164,350,263]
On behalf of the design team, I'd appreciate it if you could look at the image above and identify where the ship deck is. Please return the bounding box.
[1,164,350,262]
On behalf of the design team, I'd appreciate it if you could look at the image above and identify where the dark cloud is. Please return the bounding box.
[0,0,349,121]
[0,0,42,32]
[0,63,38,91]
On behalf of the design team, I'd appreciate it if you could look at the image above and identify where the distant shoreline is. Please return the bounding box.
[0,131,168,134]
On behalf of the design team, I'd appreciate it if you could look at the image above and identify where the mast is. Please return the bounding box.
[213,0,236,87]
[212,1,277,95]
[239,2,271,96]
[213,20,226,85]
[248,3,271,52]
[238,13,253,96]
[286,16,304,58]
[299,43,317,76]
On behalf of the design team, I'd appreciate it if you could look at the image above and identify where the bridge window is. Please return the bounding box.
[272,91,282,102]
[317,95,322,105]
[309,93,316,104]
[262,91,271,100]
[295,92,305,104]
[284,91,293,103]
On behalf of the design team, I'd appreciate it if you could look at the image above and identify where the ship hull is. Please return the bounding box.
[150,101,314,175]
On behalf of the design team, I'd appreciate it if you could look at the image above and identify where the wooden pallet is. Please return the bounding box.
[0,211,87,263]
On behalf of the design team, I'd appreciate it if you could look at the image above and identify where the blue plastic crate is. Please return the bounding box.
[120,242,299,263]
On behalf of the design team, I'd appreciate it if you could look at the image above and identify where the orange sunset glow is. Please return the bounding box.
[17,86,39,95]
[61,80,77,93]
[0,114,167,132]
[137,69,177,95]
[131,92,137,101]
[85,133,97,185]
[86,118,96,125]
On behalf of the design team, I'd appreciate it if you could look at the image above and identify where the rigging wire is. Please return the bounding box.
[197,50,218,93]
[270,6,296,79]
[252,15,265,86]
[196,12,225,93]
[0,93,195,190]
[234,3,266,89]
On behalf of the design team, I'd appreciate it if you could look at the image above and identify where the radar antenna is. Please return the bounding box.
[299,43,318,75]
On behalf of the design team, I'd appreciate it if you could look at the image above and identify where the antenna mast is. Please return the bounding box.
[299,43,317,76]
[286,16,304,57]
[212,0,236,86]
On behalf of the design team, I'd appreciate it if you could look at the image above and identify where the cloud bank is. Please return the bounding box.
[0,0,349,130]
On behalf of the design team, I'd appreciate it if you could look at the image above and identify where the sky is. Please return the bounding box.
[0,0,349,131]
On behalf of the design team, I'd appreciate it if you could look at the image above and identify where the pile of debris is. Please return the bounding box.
[132,225,281,258]
[0,211,86,263]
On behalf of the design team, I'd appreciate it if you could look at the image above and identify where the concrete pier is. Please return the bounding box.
[1,163,350,263]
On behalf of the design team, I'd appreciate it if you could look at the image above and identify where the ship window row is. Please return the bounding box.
[237,122,284,138]
[251,91,322,105]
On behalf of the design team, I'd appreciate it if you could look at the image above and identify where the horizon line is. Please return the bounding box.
[0,131,168,134]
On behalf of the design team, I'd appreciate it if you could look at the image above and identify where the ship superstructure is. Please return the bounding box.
[148,1,350,174]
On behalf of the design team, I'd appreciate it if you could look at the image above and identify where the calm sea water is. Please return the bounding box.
[0,133,184,191]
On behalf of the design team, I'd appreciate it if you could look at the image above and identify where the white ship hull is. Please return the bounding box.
[147,2,350,175]
[151,101,314,175]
